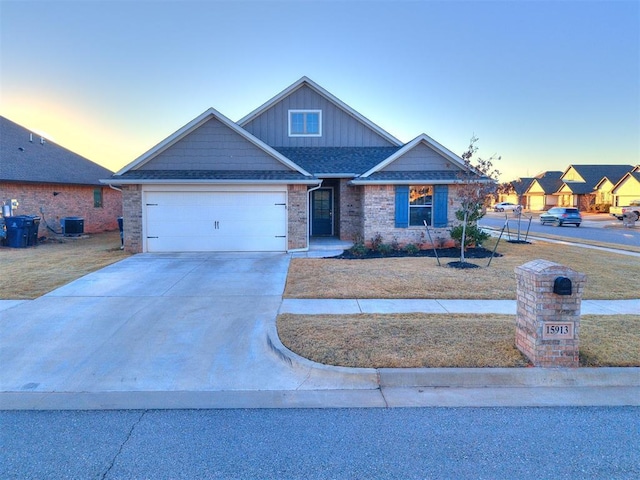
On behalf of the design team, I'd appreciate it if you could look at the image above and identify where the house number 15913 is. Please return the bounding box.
[542,322,574,339]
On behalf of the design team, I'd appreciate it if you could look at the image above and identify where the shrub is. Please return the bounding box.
[377,243,394,256]
[450,224,489,248]
[404,243,420,255]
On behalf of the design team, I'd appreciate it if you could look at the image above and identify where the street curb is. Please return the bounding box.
[378,367,640,388]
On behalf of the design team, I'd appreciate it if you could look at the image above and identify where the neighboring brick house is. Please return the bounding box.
[103,77,490,253]
[1,116,121,238]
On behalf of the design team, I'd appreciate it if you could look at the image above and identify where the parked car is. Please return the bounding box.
[610,199,640,221]
[540,207,582,227]
[493,202,521,212]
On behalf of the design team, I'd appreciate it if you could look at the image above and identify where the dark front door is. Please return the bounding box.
[311,188,333,236]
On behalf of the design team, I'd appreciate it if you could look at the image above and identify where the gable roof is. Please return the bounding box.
[113,107,311,178]
[1,116,114,186]
[238,77,403,147]
[560,164,633,194]
[348,133,489,185]
[512,177,534,195]
[611,170,640,193]
[526,171,563,194]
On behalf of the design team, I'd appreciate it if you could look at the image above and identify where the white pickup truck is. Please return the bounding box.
[610,199,640,221]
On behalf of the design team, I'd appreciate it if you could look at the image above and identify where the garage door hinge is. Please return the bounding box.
[276,235,286,238]
[147,236,159,239]
[275,203,286,206]
[146,203,159,206]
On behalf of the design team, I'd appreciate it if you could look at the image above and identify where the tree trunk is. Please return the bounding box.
[460,210,468,263]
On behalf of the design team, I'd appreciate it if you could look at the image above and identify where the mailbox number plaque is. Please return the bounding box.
[542,322,574,339]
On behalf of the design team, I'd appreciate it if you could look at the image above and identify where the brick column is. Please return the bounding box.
[514,259,587,367]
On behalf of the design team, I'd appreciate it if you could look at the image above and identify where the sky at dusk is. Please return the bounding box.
[1,0,638,181]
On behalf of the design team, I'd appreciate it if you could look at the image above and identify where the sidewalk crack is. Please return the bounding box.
[101,409,147,479]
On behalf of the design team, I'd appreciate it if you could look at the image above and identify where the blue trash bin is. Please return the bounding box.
[5,216,32,248]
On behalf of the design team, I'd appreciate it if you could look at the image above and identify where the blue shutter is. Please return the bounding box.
[395,185,409,228]
[433,185,448,227]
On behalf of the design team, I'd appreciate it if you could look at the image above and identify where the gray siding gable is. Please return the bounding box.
[380,142,463,173]
[137,117,291,172]
[242,84,397,148]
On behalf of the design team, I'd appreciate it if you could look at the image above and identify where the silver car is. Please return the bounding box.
[540,207,582,227]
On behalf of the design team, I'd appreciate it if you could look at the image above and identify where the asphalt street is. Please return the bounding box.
[2,407,638,479]
[479,212,640,248]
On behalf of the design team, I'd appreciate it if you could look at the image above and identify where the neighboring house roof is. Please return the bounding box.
[1,116,114,186]
[238,76,403,147]
[611,170,640,193]
[526,171,563,194]
[560,164,633,194]
[274,146,401,177]
[512,177,534,195]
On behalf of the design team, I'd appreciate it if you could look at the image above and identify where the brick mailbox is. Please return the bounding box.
[514,259,587,367]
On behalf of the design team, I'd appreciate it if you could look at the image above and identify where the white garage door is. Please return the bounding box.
[528,195,545,211]
[144,190,287,252]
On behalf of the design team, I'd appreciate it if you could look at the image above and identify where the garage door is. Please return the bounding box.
[144,191,287,252]
[528,195,545,211]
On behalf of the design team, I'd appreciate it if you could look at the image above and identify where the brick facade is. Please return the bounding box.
[339,180,363,241]
[359,184,462,248]
[121,185,142,253]
[287,184,308,250]
[514,259,587,367]
[0,182,121,238]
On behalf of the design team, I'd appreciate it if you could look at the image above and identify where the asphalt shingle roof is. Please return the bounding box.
[113,170,315,182]
[355,170,477,183]
[564,164,633,192]
[274,146,401,176]
[533,171,564,194]
[1,116,114,185]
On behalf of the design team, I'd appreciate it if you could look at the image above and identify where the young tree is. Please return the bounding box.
[450,136,500,265]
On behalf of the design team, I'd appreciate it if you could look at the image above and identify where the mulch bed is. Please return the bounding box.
[331,246,502,260]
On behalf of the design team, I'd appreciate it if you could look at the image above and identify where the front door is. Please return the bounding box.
[311,188,333,236]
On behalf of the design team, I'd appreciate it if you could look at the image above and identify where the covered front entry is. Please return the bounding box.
[311,187,333,236]
[143,188,287,252]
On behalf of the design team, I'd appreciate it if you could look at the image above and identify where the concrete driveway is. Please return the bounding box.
[0,253,377,406]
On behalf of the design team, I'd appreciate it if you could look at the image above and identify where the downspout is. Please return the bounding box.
[287,182,323,253]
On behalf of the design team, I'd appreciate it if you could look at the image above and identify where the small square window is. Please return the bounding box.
[289,110,322,137]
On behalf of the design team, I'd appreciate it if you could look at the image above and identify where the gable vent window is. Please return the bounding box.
[289,110,322,137]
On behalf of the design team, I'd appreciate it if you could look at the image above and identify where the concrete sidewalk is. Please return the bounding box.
[280,298,640,315]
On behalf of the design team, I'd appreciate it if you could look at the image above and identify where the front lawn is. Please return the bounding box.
[284,238,640,300]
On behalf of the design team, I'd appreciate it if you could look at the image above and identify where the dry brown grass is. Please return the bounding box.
[285,238,640,300]
[0,231,130,299]
[277,313,640,368]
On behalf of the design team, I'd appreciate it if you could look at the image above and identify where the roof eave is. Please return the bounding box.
[100,178,321,186]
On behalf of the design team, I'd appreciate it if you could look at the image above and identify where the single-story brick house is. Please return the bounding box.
[103,77,490,253]
[1,116,121,238]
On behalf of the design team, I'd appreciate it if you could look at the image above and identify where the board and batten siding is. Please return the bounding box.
[381,143,461,172]
[138,117,290,171]
[242,85,395,148]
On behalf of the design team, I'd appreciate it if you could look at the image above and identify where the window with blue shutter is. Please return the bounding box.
[395,186,409,228]
[433,185,448,227]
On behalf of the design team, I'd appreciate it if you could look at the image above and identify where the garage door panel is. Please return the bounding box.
[144,191,287,252]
